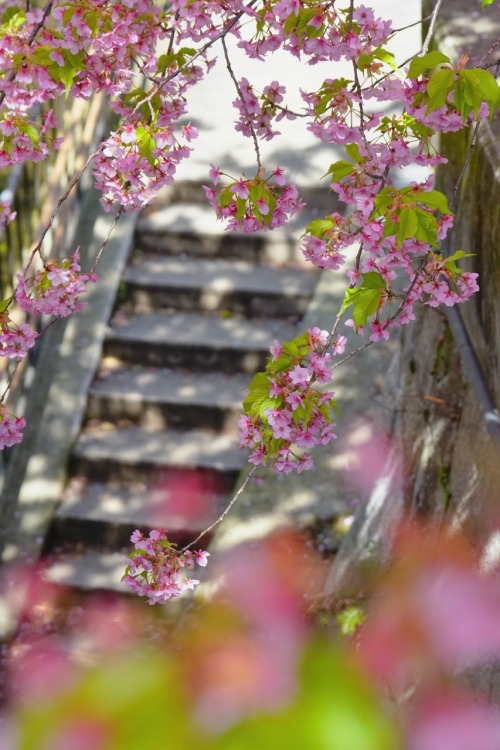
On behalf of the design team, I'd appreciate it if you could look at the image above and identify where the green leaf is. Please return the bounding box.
[443,249,475,274]
[234,197,247,220]
[47,49,85,95]
[268,354,293,374]
[413,208,439,246]
[396,208,418,247]
[457,68,500,118]
[412,189,450,214]
[361,271,386,289]
[283,340,300,359]
[482,0,494,6]
[323,160,355,181]
[29,45,55,67]
[340,274,385,332]
[1,8,26,29]
[258,397,281,419]
[358,46,397,73]
[62,6,76,26]
[85,10,99,34]
[283,11,298,35]
[337,606,366,637]
[306,218,334,237]
[426,68,455,112]
[0,297,12,314]
[408,51,451,79]
[20,123,39,146]
[375,47,397,70]
[219,187,233,208]
[445,249,475,263]
[137,131,156,167]
[345,143,362,163]
[373,187,394,216]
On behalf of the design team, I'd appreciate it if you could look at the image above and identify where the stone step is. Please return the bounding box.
[45,550,131,594]
[122,256,317,317]
[135,203,307,264]
[49,475,225,550]
[71,425,246,485]
[104,311,296,372]
[142,182,336,213]
[45,550,204,607]
[88,368,249,431]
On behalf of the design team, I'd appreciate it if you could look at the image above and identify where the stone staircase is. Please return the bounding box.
[44,187,320,591]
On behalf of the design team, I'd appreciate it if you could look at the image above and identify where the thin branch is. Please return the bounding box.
[24,144,104,272]
[392,13,433,34]
[182,465,258,550]
[0,360,21,403]
[221,36,262,170]
[166,11,180,55]
[331,340,374,370]
[348,0,355,31]
[478,40,500,67]
[421,0,445,56]
[90,207,124,274]
[450,121,481,214]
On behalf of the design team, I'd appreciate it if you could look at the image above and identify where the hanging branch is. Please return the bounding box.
[221,36,262,170]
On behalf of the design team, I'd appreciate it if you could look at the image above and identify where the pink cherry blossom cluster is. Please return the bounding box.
[0,403,25,450]
[297,75,487,339]
[15,248,97,318]
[0,246,96,450]
[237,1,392,64]
[93,123,197,212]
[232,78,295,141]
[123,529,210,604]
[0,315,38,358]
[240,328,337,473]
[166,0,241,43]
[203,167,304,233]
[0,198,15,229]
[51,0,163,99]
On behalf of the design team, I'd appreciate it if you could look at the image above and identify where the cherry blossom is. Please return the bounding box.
[0,405,25,449]
[123,529,210,604]
[15,249,97,318]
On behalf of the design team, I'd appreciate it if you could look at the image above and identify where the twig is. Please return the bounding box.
[421,0,445,56]
[166,11,180,55]
[478,40,500,68]
[182,465,258,550]
[331,340,374,370]
[0,360,21,403]
[348,0,355,31]
[221,36,262,170]
[90,207,124,274]
[24,144,105,272]
[392,14,433,34]
[450,121,481,213]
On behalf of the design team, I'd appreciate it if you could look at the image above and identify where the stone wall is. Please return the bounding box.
[325,0,500,595]
[398,0,500,542]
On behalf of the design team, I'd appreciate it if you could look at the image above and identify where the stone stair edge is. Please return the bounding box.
[89,367,249,406]
[123,256,318,292]
[73,425,246,472]
[106,310,298,349]
[0,191,138,569]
